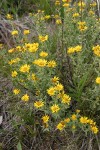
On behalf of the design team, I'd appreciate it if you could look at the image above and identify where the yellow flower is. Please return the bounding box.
[39,35,48,42]
[51,104,60,113]
[63,3,69,7]
[33,59,47,67]
[47,87,56,96]
[64,118,70,123]
[0,44,3,49]
[72,125,76,130]
[13,89,20,95]
[78,2,85,8]
[23,29,30,35]
[71,114,77,121]
[61,94,71,104]
[78,22,87,31]
[96,77,100,84]
[73,13,79,18]
[11,71,18,77]
[90,2,96,7]
[47,60,57,68]
[55,1,60,6]
[90,126,99,134]
[44,15,51,20]
[11,30,18,35]
[25,43,39,53]
[67,45,82,54]
[39,51,48,57]
[76,109,80,113]
[21,94,29,102]
[92,45,100,57]
[74,45,82,52]
[56,19,62,24]
[31,73,37,81]
[8,48,15,53]
[62,0,71,2]
[51,76,59,84]
[6,14,13,19]
[80,116,88,124]
[89,10,95,15]
[42,115,49,123]
[55,83,63,91]
[20,64,30,73]
[34,101,44,108]
[56,121,65,130]
[67,47,75,54]
[8,58,20,65]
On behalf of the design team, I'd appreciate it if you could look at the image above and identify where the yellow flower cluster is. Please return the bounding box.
[51,104,60,113]
[80,116,98,134]
[56,112,98,134]
[33,59,47,67]
[92,45,100,57]
[25,43,39,53]
[78,2,85,8]
[67,45,82,54]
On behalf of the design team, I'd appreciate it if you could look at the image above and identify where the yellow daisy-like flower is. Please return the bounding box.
[80,116,88,124]
[31,73,37,81]
[90,126,99,134]
[55,0,60,6]
[23,29,30,35]
[11,71,18,77]
[56,19,62,24]
[55,83,63,91]
[34,101,44,108]
[39,35,48,42]
[33,59,47,67]
[63,3,69,7]
[61,94,71,104]
[47,60,57,68]
[6,14,13,19]
[73,13,79,18]
[78,2,85,8]
[51,76,59,84]
[56,121,66,131]
[47,87,56,96]
[8,48,15,53]
[64,118,70,123]
[13,89,20,95]
[71,114,77,121]
[21,94,29,102]
[92,45,100,57]
[51,104,60,113]
[42,115,49,123]
[96,77,100,84]
[78,22,87,31]
[20,64,30,73]
[11,30,18,35]
[39,51,48,57]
